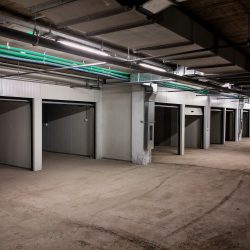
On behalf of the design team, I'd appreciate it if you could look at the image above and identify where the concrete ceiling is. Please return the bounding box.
[179,0,250,56]
[0,0,249,93]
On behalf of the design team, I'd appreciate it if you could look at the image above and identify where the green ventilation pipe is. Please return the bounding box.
[159,81,209,95]
[0,45,130,80]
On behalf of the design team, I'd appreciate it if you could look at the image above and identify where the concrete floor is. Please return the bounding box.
[0,141,250,250]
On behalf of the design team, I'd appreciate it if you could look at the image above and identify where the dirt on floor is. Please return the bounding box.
[0,140,250,250]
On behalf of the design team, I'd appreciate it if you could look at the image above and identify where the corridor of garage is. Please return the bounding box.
[1,139,250,250]
[1,0,250,249]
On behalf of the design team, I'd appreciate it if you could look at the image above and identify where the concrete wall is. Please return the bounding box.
[131,85,150,165]
[0,101,31,169]
[102,85,132,161]
[1,78,250,169]
[43,105,94,156]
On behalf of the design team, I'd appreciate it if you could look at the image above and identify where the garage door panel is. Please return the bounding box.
[42,103,94,157]
[0,101,31,169]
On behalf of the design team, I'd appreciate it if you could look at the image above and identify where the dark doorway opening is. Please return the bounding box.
[226,109,235,141]
[210,108,224,144]
[154,104,180,155]
[242,110,249,138]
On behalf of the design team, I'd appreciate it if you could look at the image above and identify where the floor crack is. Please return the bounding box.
[163,174,245,239]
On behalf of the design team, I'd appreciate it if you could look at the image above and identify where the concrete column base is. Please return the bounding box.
[32,98,42,171]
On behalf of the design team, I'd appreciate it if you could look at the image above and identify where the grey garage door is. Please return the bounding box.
[0,98,32,169]
[154,104,180,155]
[42,101,95,158]
[210,108,224,144]
[226,109,235,141]
[185,107,203,149]
[242,110,249,138]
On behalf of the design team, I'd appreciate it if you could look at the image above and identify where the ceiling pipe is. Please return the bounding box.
[0,25,246,96]
[0,61,101,86]
[0,8,170,69]
[0,59,104,82]
[1,61,106,79]
[0,67,89,87]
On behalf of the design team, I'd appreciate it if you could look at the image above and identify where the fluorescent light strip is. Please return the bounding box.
[139,63,166,72]
[58,40,109,57]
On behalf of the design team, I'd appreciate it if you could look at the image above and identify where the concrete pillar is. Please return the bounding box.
[95,99,102,159]
[131,85,150,165]
[235,108,239,142]
[222,108,226,144]
[238,108,243,141]
[32,98,42,171]
[179,104,185,155]
[203,105,210,149]
[249,110,250,138]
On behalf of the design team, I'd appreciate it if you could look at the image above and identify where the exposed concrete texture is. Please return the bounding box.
[1,140,250,249]
[132,85,151,165]
[153,139,250,171]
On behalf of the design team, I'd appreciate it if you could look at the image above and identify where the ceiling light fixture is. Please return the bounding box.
[58,40,110,57]
[139,63,166,72]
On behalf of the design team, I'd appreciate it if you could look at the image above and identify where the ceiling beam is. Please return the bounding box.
[205,72,250,79]
[188,63,234,70]
[57,6,131,28]
[172,54,216,61]
[231,81,250,85]
[135,41,193,52]
[29,0,77,14]
[0,25,245,95]
[216,76,250,81]
[153,6,249,72]
[86,19,154,36]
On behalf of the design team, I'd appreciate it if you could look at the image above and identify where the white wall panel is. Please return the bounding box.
[155,87,208,106]
[0,79,99,102]
[102,85,132,161]
[0,79,40,98]
[41,84,98,102]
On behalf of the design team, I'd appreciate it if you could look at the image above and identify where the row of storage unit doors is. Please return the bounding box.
[0,98,95,170]
[154,103,250,155]
[154,104,204,155]
[211,108,250,143]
